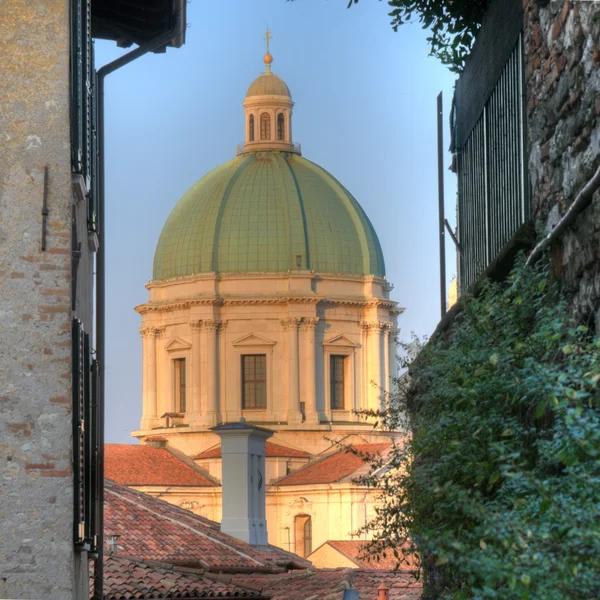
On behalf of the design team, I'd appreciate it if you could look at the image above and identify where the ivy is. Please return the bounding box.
[356,258,600,599]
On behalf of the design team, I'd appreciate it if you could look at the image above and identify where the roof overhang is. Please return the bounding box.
[92,0,186,50]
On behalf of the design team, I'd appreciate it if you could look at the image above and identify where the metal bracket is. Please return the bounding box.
[444,219,462,254]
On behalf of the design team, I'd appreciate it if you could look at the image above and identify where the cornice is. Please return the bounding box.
[136,296,399,315]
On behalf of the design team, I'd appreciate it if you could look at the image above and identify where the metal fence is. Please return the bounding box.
[457,34,529,292]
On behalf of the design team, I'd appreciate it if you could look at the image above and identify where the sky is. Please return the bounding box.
[97,0,458,444]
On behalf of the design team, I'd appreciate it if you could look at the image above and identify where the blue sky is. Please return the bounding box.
[97,0,457,443]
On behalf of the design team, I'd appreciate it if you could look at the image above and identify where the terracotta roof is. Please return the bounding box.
[274,443,391,486]
[105,443,216,487]
[101,555,264,599]
[105,479,311,572]
[195,441,311,460]
[309,540,414,570]
[227,568,421,600]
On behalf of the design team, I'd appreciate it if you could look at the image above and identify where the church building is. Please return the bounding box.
[130,35,403,557]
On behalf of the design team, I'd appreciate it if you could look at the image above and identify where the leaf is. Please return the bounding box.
[520,574,531,586]
[479,539,487,549]
[535,400,547,419]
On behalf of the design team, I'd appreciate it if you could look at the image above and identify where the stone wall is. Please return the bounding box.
[524,0,600,326]
[0,1,81,597]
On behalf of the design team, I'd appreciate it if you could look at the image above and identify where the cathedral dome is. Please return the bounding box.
[246,71,291,98]
[152,151,385,280]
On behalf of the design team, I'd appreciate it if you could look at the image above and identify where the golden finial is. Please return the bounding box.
[264,27,273,72]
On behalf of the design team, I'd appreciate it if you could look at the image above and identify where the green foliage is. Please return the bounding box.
[357,258,600,599]
[349,0,488,72]
[289,0,487,72]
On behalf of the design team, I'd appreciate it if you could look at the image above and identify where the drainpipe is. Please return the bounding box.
[94,11,184,600]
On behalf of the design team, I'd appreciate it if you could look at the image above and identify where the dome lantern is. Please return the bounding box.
[242,29,297,154]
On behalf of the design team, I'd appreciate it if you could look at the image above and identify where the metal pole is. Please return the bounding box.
[94,13,183,600]
[437,92,447,319]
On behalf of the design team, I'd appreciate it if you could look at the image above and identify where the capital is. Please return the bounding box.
[189,320,204,332]
[280,317,301,330]
[300,317,319,329]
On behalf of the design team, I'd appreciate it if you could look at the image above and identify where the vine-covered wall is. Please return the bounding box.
[524,0,600,325]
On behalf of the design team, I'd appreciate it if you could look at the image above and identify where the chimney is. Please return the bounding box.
[212,419,273,545]
[377,583,389,600]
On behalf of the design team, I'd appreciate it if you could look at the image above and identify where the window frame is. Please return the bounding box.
[260,112,271,140]
[173,357,187,413]
[277,112,285,141]
[249,114,255,142]
[329,355,346,410]
[322,337,357,421]
[241,354,267,410]
[294,514,312,558]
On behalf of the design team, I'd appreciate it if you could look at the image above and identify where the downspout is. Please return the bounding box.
[94,11,183,600]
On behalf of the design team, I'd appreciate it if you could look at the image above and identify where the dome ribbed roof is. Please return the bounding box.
[246,72,291,97]
[153,152,385,280]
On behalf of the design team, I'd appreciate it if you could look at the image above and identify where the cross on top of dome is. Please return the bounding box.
[264,27,273,72]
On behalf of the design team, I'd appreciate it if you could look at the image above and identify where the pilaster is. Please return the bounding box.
[281,317,302,424]
[140,325,163,429]
[186,320,203,424]
[299,318,319,425]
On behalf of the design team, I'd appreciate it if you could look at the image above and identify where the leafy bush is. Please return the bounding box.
[357,259,600,599]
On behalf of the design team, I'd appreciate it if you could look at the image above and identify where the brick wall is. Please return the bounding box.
[0,1,81,597]
[524,0,600,326]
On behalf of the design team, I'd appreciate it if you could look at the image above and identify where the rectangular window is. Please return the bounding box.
[330,355,345,410]
[174,358,186,413]
[242,354,267,409]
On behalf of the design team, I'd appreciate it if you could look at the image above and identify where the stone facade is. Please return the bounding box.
[524,0,600,325]
[0,1,85,597]
[134,272,399,456]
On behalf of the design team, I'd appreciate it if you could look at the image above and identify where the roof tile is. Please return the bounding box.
[196,441,311,460]
[275,443,391,486]
[105,444,216,487]
[105,479,310,572]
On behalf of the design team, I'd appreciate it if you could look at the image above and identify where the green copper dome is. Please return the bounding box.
[153,151,385,280]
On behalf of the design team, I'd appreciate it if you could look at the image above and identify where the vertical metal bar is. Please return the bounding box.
[518,33,528,222]
[41,166,49,251]
[437,92,446,319]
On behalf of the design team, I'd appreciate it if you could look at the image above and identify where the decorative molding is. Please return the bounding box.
[165,337,192,352]
[280,317,301,330]
[203,319,220,331]
[323,334,359,348]
[299,317,319,330]
[136,296,398,315]
[189,320,203,332]
[140,325,165,338]
[232,332,276,347]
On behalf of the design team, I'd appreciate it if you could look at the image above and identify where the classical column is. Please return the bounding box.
[140,325,159,430]
[187,320,203,424]
[281,317,302,424]
[204,319,220,427]
[300,318,319,425]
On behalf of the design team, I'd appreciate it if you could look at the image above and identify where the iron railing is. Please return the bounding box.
[457,34,529,292]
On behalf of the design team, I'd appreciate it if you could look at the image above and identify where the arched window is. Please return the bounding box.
[249,115,255,142]
[294,515,312,558]
[277,113,285,141]
[260,112,271,140]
